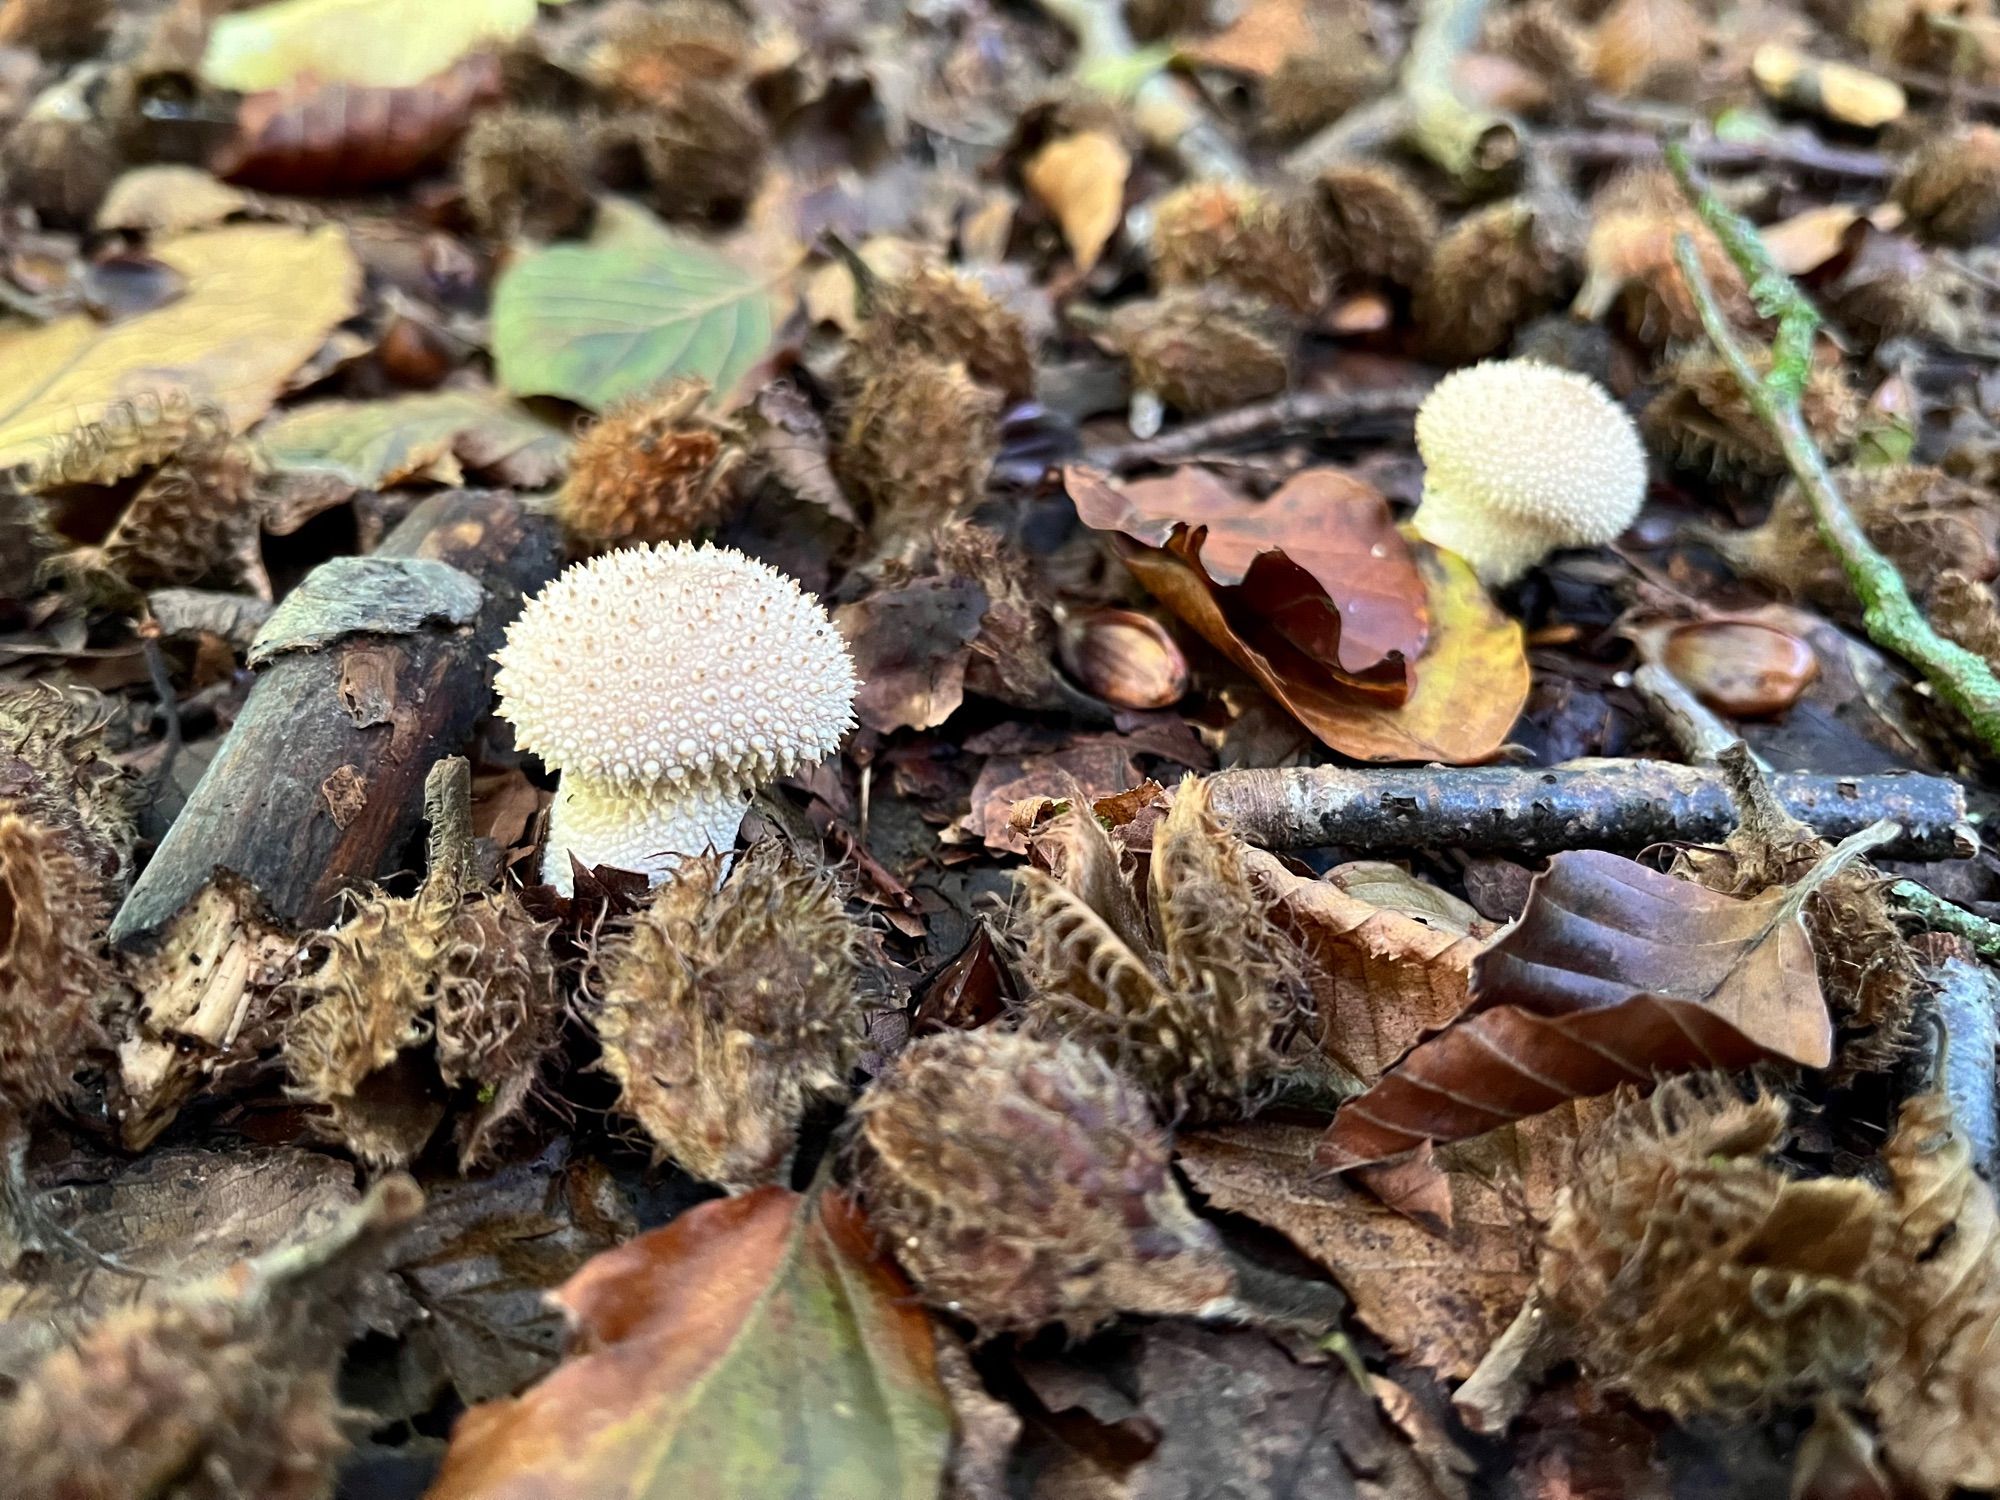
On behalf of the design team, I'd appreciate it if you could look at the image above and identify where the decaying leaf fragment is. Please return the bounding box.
[592,840,864,1189]
[1317,848,1834,1170]
[852,1028,1240,1335]
[1014,777,1304,1116]
[284,758,559,1170]
[426,1187,952,1500]
[2,1176,422,1500]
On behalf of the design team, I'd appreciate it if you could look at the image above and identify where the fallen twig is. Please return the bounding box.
[1668,142,2000,759]
[1543,129,1893,182]
[1894,880,2000,958]
[1204,760,1973,859]
[1083,385,1430,471]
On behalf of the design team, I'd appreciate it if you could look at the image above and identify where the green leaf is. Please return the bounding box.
[425,1187,951,1500]
[202,0,538,92]
[492,202,793,412]
[254,389,571,491]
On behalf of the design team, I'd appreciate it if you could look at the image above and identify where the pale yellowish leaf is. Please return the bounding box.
[0,224,360,472]
[96,167,253,236]
[201,0,537,92]
[1024,131,1130,272]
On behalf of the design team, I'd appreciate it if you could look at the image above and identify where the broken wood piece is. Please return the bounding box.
[1205,760,1973,860]
[108,490,561,950]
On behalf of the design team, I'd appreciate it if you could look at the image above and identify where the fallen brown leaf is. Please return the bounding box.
[834,573,988,733]
[1318,850,1833,1171]
[427,1187,951,1500]
[1024,130,1130,272]
[1183,0,1316,76]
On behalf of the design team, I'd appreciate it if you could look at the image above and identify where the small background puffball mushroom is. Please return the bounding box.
[494,543,858,895]
[1411,359,1650,586]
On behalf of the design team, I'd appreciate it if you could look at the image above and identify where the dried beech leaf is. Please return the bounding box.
[834,574,986,733]
[1590,0,1705,97]
[96,167,253,235]
[216,55,503,192]
[1023,130,1130,271]
[1318,851,1832,1170]
[0,225,360,470]
[1246,847,1483,1082]
[1180,1114,1587,1379]
[493,201,794,411]
[203,0,536,92]
[426,1188,951,1500]
[255,388,571,492]
[1073,465,1427,687]
[1183,0,1316,75]
[1869,1091,2000,1497]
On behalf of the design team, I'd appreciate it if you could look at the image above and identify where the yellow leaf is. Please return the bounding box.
[0,224,360,473]
[201,0,537,92]
[96,167,253,236]
[1024,131,1130,271]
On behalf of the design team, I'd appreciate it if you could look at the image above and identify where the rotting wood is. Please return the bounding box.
[108,490,561,950]
[1205,760,1973,859]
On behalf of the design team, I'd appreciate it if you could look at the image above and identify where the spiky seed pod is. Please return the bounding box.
[1,108,118,231]
[851,1027,1238,1335]
[1104,286,1293,416]
[285,776,560,1170]
[593,841,864,1189]
[57,420,268,603]
[1013,779,1300,1117]
[1644,346,1861,478]
[1712,464,2000,612]
[1310,161,1439,287]
[1261,40,1385,140]
[590,83,767,223]
[2,1178,418,1500]
[1415,197,1576,362]
[932,522,1060,708]
[27,392,207,491]
[1149,180,1331,314]
[556,378,744,549]
[1894,125,2000,248]
[1124,0,1210,42]
[0,803,110,1121]
[838,351,1001,554]
[1537,1082,1890,1418]
[591,0,753,105]
[1931,569,2000,667]
[0,0,111,60]
[1487,0,1591,111]
[0,685,139,899]
[459,109,597,243]
[852,264,1036,402]
[1575,168,1753,346]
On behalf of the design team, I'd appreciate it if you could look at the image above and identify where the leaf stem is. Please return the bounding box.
[1666,142,2000,757]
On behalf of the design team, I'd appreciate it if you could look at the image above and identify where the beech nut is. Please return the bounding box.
[1058,608,1189,710]
[1661,620,1819,718]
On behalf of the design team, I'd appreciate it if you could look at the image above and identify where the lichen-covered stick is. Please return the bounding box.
[494,543,858,895]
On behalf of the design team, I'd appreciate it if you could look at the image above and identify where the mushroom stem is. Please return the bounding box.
[544,775,749,896]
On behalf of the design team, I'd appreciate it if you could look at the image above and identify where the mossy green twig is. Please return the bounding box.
[1666,141,2000,757]
[1892,879,2000,959]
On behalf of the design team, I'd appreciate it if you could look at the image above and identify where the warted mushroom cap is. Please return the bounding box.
[497,543,855,794]
[1412,358,1649,585]
[495,544,857,891]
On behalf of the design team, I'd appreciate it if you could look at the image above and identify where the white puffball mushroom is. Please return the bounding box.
[494,543,858,895]
[1411,359,1650,586]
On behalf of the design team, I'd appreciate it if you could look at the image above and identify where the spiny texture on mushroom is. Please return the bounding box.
[1013,778,1302,1117]
[556,378,742,549]
[593,840,863,1188]
[1536,1081,1889,1420]
[1412,358,1649,585]
[494,543,857,894]
[851,1028,1238,1335]
[0,801,110,1122]
[2,1177,420,1500]
[851,263,1035,402]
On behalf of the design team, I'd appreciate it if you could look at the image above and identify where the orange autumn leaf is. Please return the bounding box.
[427,1187,951,1500]
[1024,130,1130,271]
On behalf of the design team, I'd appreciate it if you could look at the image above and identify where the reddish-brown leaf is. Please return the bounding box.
[1070,465,1426,691]
[1317,851,1832,1171]
[427,1187,950,1500]
[214,54,502,192]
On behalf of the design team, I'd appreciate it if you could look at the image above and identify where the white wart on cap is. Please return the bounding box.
[495,543,858,894]
[1412,359,1650,586]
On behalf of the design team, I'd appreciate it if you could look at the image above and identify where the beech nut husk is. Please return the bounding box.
[1057,608,1189,709]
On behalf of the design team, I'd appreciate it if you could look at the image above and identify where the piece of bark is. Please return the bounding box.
[1204,760,1972,861]
[109,490,560,949]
